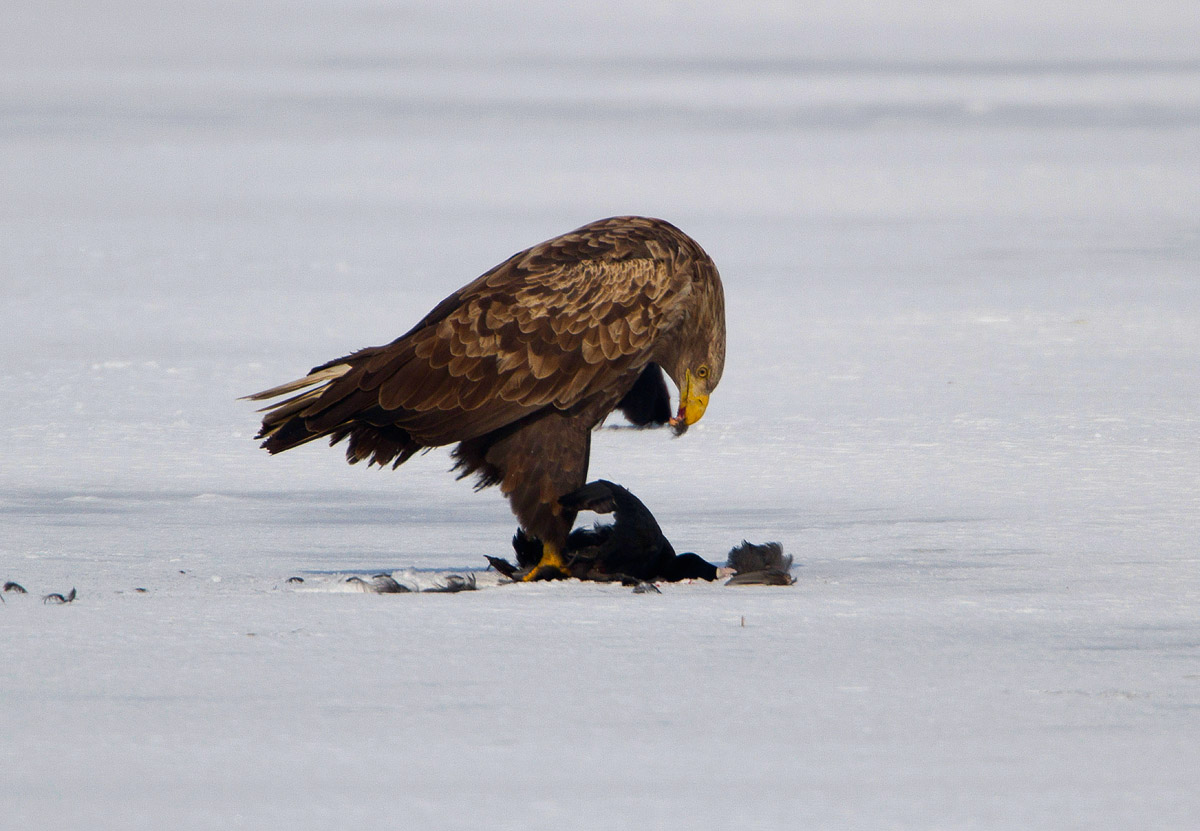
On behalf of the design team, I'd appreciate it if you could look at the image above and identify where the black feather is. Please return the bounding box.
[485,555,520,579]
[557,481,619,514]
[616,363,672,426]
[510,528,544,569]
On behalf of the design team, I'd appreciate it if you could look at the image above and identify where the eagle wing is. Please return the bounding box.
[248,217,694,457]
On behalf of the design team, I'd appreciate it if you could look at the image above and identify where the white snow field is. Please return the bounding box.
[3,2,1200,828]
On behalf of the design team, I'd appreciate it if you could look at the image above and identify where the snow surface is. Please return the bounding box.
[3,1,1200,828]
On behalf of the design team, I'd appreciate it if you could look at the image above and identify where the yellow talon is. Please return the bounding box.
[522,541,568,581]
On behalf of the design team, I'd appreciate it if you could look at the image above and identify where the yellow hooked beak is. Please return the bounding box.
[668,368,710,431]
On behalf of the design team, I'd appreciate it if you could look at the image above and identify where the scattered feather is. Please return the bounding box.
[346,574,411,594]
[423,574,477,593]
[43,588,77,604]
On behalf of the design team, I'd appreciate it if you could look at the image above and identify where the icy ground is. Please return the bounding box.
[3,1,1200,828]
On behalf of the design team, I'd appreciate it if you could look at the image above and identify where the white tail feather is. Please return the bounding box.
[240,364,352,402]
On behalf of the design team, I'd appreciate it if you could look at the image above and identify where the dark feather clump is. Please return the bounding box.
[509,528,546,570]
[724,541,795,585]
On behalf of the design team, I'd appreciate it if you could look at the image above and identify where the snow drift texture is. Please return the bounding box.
[2,1,1199,829]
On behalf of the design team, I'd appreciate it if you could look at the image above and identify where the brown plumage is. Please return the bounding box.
[244,216,726,555]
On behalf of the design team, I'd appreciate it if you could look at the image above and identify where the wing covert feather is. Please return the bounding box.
[355,249,688,444]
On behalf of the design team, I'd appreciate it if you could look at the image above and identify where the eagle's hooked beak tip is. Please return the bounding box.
[669,409,689,436]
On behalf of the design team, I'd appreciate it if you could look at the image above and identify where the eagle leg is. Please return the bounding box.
[453,401,610,580]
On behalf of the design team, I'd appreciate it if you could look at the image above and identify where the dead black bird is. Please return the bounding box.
[559,480,719,582]
[491,480,718,583]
